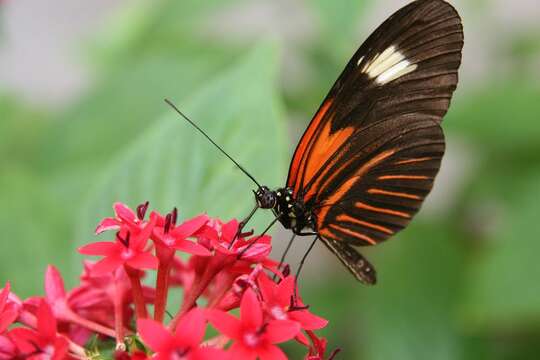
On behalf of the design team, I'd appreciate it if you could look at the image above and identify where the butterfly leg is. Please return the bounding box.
[239,203,259,231]
[291,236,318,305]
[237,216,280,260]
[273,233,297,280]
[294,231,318,236]
[229,203,260,249]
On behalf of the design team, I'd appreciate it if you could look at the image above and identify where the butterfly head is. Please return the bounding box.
[254,186,277,209]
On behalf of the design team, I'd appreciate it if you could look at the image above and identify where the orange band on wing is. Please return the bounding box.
[288,99,333,190]
[377,175,430,180]
[300,122,354,196]
[317,149,396,224]
[355,201,411,218]
[336,214,394,235]
[367,188,421,200]
[329,224,377,245]
[319,227,337,240]
[394,157,432,165]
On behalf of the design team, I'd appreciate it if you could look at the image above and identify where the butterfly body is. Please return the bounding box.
[256,186,314,234]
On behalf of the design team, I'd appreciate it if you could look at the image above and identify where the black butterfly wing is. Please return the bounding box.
[314,116,445,246]
[284,0,463,282]
[287,0,462,201]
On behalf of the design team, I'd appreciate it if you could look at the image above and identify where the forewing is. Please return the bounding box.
[315,117,445,246]
[287,0,463,199]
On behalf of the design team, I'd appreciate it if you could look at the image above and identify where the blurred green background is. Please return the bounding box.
[1,0,540,358]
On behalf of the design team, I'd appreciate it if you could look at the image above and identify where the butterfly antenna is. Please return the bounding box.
[164,99,262,188]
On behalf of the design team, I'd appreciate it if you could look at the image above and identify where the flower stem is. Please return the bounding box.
[206,273,235,309]
[169,256,231,331]
[154,260,171,322]
[125,266,148,319]
[65,308,116,338]
[113,282,125,346]
[67,338,87,357]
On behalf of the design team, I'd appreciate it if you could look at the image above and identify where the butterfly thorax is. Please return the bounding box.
[254,186,314,234]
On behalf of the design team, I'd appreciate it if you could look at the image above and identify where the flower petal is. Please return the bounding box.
[0,282,10,312]
[137,319,173,352]
[0,309,18,333]
[133,216,156,249]
[294,331,309,346]
[78,241,117,256]
[276,276,295,306]
[8,327,40,353]
[265,320,301,344]
[174,240,211,256]
[258,273,276,304]
[0,334,16,356]
[91,256,123,275]
[127,252,159,270]
[37,301,57,340]
[289,310,328,330]
[228,342,257,360]
[95,217,119,234]
[172,214,209,239]
[206,309,241,339]
[237,243,271,261]
[192,347,229,360]
[174,308,206,346]
[52,336,69,360]
[221,219,239,243]
[240,288,263,329]
[114,202,136,223]
[44,266,66,303]
[258,344,288,360]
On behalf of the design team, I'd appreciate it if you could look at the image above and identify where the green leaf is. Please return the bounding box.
[460,172,540,331]
[39,55,226,174]
[75,42,287,263]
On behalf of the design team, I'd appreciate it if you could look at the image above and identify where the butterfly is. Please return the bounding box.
[167,0,464,284]
[251,0,464,284]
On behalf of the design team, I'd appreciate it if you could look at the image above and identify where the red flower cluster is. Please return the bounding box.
[0,202,337,359]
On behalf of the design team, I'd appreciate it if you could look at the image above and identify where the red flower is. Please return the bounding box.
[9,300,69,359]
[258,275,327,331]
[43,266,72,321]
[211,264,264,312]
[96,202,150,235]
[138,308,225,360]
[304,330,340,360]
[79,215,158,275]
[4,202,333,358]
[152,212,211,257]
[208,219,272,261]
[207,288,300,360]
[0,282,18,334]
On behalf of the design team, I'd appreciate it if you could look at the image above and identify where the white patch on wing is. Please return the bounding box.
[361,45,417,84]
[356,56,364,66]
[376,60,417,84]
